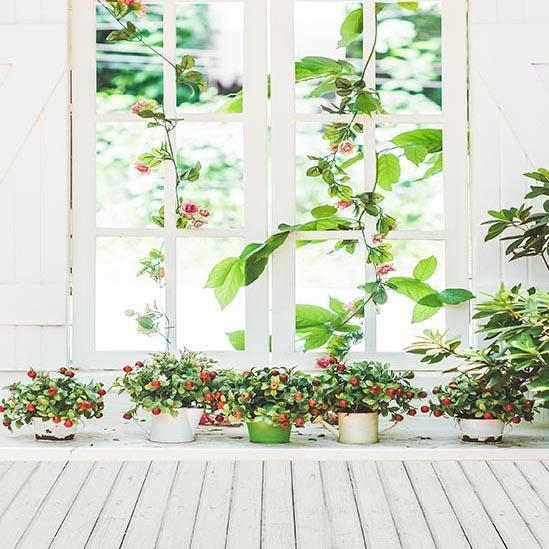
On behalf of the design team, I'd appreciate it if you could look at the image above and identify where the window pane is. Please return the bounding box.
[295,2,363,113]
[376,2,442,114]
[96,4,163,113]
[176,3,244,113]
[296,240,365,352]
[376,124,444,231]
[97,123,164,228]
[96,237,165,351]
[376,240,445,352]
[176,123,244,228]
[296,124,364,223]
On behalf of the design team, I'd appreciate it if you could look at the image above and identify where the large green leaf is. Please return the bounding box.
[226,330,245,351]
[244,231,290,286]
[412,303,440,323]
[377,154,401,191]
[413,256,437,281]
[355,92,381,115]
[387,277,438,303]
[398,1,419,11]
[392,129,443,154]
[338,7,363,47]
[312,205,337,219]
[296,304,337,330]
[215,260,244,309]
[295,56,344,81]
[438,288,474,305]
[205,257,239,289]
[300,326,332,351]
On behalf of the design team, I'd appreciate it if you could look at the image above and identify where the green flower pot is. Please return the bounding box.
[247,421,292,444]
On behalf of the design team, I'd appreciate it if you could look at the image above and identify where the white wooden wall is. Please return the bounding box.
[0,0,70,370]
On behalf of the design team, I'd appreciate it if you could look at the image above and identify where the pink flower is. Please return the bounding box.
[121,0,135,5]
[338,141,355,156]
[181,202,199,215]
[343,302,356,313]
[133,161,151,175]
[336,200,353,209]
[130,99,156,115]
[375,263,396,277]
[316,356,331,369]
[372,233,384,244]
[199,208,210,218]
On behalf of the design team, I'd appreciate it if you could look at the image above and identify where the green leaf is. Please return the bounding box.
[422,152,443,179]
[244,232,290,286]
[226,330,245,351]
[205,257,238,289]
[402,144,428,166]
[392,129,442,154]
[311,205,337,219]
[355,92,381,115]
[338,7,363,47]
[329,296,347,315]
[296,304,337,330]
[295,56,343,81]
[412,303,441,323]
[387,277,438,303]
[214,260,245,309]
[341,152,364,169]
[413,256,437,281]
[377,154,401,191]
[300,326,332,351]
[438,289,475,305]
[216,93,243,114]
[398,1,419,11]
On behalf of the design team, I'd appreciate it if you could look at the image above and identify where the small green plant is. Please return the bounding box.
[423,374,537,424]
[114,351,223,418]
[222,367,316,428]
[316,360,426,422]
[0,368,105,430]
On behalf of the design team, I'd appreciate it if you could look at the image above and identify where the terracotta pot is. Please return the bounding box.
[457,418,505,444]
[32,418,77,441]
[147,408,203,443]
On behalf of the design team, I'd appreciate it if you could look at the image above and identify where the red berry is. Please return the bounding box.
[242,370,250,377]
[511,416,521,424]
[433,410,442,417]
[271,369,280,377]
[370,385,380,394]
[98,388,107,396]
[394,414,404,422]
[135,361,144,367]
[337,364,345,372]
[204,394,213,402]
[483,412,493,420]
[338,399,348,408]
[310,408,319,416]
[385,388,395,397]
[184,381,195,390]
[64,420,74,428]
[52,417,61,424]
[151,408,161,415]
[27,370,36,379]
[308,399,316,408]
[2,421,10,427]
[295,418,304,427]
[59,367,67,374]
[350,377,359,386]
[405,392,414,400]
[26,403,36,412]
[328,357,338,364]
[278,414,287,423]
[420,405,429,413]
[407,409,417,416]
[216,402,225,410]
[504,404,514,412]
[214,392,222,399]
[150,380,161,389]
[215,414,225,423]
[419,391,428,398]
[123,412,132,420]
[524,400,534,409]
[0,405,5,413]
[123,365,133,373]
[209,371,217,380]
[65,370,74,378]
[200,371,210,382]
[441,398,451,406]
[48,387,57,396]
[396,388,403,396]
[279,374,288,383]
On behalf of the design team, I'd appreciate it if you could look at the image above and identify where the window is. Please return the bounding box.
[72,0,468,370]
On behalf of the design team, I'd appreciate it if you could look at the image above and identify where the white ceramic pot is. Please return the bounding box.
[32,418,77,441]
[147,408,203,443]
[319,412,380,444]
[458,418,505,444]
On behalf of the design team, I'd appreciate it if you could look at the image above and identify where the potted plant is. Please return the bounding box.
[0,368,105,440]
[223,367,315,443]
[114,350,223,443]
[423,374,537,443]
[315,360,426,444]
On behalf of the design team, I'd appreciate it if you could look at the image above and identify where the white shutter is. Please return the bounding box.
[0,2,70,369]
[469,0,549,297]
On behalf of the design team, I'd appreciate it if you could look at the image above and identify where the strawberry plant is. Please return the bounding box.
[424,374,537,423]
[222,367,316,428]
[316,361,426,421]
[0,368,105,431]
[114,350,224,418]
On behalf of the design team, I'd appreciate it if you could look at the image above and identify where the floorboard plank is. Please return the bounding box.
[49,462,123,549]
[190,461,234,549]
[120,461,178,549]
[0,461,13,482]
[349,461,400,549]
[515,461,549,508]
[262,461,296,549]
[225,461,263,549]
[377,461,436,549]
[488,461,549,548]
[0,461,66,548]
[156,461,206,549]
[86,461,151,549]
[17,461,93,549]
[405,462,470,549]
[320,461,366,549]
[292,461,331,549]
[461,461,540,549]
[0,462,37,519]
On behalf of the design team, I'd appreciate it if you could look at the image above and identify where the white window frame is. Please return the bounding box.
[71,0,468,371]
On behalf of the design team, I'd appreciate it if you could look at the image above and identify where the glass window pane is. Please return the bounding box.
[177,238,245,350]
[376,1,442,114]
[176,3,244,113]
[97,123,164,228]
[96,237,166,351]
[96,4,163,113]
[295,2,363,113]
[176,122,244,228]
[376,240,445,352]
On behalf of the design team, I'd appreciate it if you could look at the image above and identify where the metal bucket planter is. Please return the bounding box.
[246,421,292,443]
[458,418,505,444]
[147,407,203,443]
[32,418,77,441]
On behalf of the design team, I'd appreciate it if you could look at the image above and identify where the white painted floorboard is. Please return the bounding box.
[0,460,547,548]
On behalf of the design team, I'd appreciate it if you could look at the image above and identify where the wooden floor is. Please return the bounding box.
[0,460,548,548]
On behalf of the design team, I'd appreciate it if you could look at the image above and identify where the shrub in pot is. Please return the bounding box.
[424,374,537,443]
[114,350,223,443]
[223,367,315,443]
[0,368,105,440]
[315,360,426,444]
